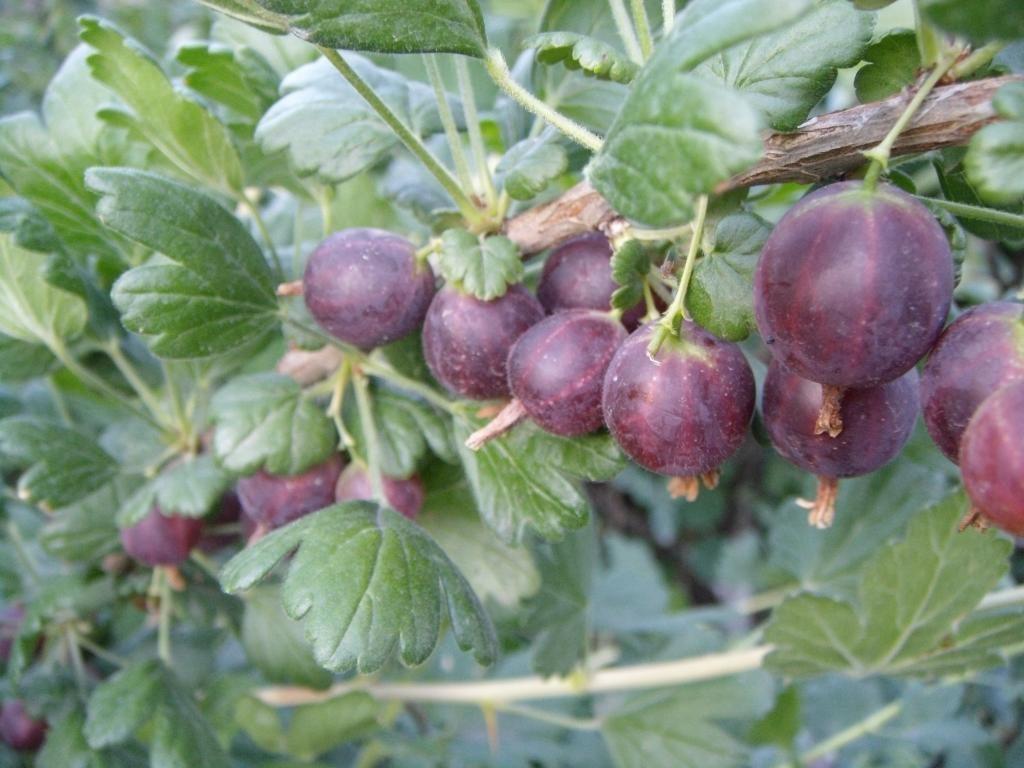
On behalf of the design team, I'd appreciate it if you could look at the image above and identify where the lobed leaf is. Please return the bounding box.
[854,29,920,103]
[220,502,497,673]
[437,229,523,300]
[525,32,639,84]
[965,82,1024,205]
[119,455,234,526]
[495,136,569,201]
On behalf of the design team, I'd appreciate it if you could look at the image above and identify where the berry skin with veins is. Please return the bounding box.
[303,228,436,350]
[960,381,1024,536]
[508,309,627,437]
[120,506,204,567]
[422,284,544,399]
[602,321,755,478]
[237,454,343,532]
[754,181,953,388]
[921,301,1024,463]
[761,360,919,527]
[334,464,424,520]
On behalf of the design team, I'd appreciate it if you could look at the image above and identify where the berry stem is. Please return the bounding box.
[318,47,483,225]
[784,700,903,768]
[424,55,475,196]
[862,54,958,191]
[102,340,168,426]
[326,359,357,453]
[630,0,654,60]
[648,194,709,357]
[607,0,644,64]
[455,57,498,209]
[156,567,174,666]
[352,370,386,504]
[949,42,1006,80]
[241,194,284,279]
[916,196,1024,230]
[484,49,604,153]
[662,0,676,33]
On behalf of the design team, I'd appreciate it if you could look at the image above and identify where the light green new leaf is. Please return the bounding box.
[253,0,489,58]
[437,229,523,300]
[79,16,244,196]
[764,492,1013,677]
[603,672,775,768]
[855,29,920,103]
[689,212,771,341]
[965,82,1024,204]
[0,416,118,508]
[495,136,569,201]
[696,0,875,130]
[525,32,639,84]
[220,502,497,673]
[177,42,280,123]
[256,55,452,184]
[210,373,337,475]
[0,232,86,346]
[455,418,624,542]
[87,167,279,358]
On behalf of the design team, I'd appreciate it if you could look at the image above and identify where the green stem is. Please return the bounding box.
[950,41,1006,79]
[455,57,498,208]
[317,184,335,237]
[608,0,644,64]
[916,196,1024,230]
[424,55,475,196]
[628,222,692,241]
[64,626,88,695]
[662,0,676,33]
[494,702,602,731]
[242,195,284,279]
[318,47,482,225]
[46,375,73,426]
[161,361,193,451]
[797,700,902,766]
[6,522,39,582]
[352,371,385,503]
[630,0,654,60]
[327,359,358,452]
[104,341,166,422]
[484,49,603,153]
[156,568,173,666]
[648,194,709,356]
[913,0,943,67]
[863,55,957,191]
[74,633,126,668]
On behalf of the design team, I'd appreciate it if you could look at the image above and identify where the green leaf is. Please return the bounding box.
[0,232,87,346]
[196,0,290,34]
[220,502,497,673]
[253,0,489,57]
[855,29,921,103]
[935,152,1024,243]
[689,212,771,341]
[418,464,541,608]
[495,136,569,201]
[41,478,139,562]
[454,418,624,542]
[696,0,875,131]
[0,334,55,382]
[603,672,774,768]
[256,55,450,184]
[920,0,1024,44]
[764,492,1014,677]
[79,16,244,196]
[610,239,650,311]
[0,416,118,508]
[86,167,279,358]
[345,387,454,476]
[241,586,333,689]
[85,661,231,767]
[437,229,523,300]
[210,373,337,475]
[177,42,280,123]
[525,32,639,84]
[286,693,381,759]
[965,82,1024,205]
[119,455,234,525]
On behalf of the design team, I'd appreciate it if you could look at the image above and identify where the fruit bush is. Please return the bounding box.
[2,0,1024,765]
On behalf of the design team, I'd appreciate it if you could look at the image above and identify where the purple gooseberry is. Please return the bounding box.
[236,454,343,533]
[0,700,45,751]
[960,381,1024,536]
[921,301,1024,463]
[754,181,953,389]
[508,309,626,436]
[422,284,544,399]
[762,360,919,528]
[120,506,204,567]
[303,228,435,350]
[602,321,755,495]
[334,464,424,519]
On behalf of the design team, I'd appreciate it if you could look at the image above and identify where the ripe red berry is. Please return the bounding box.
[120,506,203,567]
[921,301,1024,463]
[754,181,953,388]
[422,284,544,399]
[508,309,626,436]
[303,228,435,350]
[602,321,755,480]
[960,381,1024,536]
[0,700,45,751]
[537,233,645,328]
[762,360,919,527]
[334,464,424,519]
[236,454,343,531]
[197,491,243,553]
